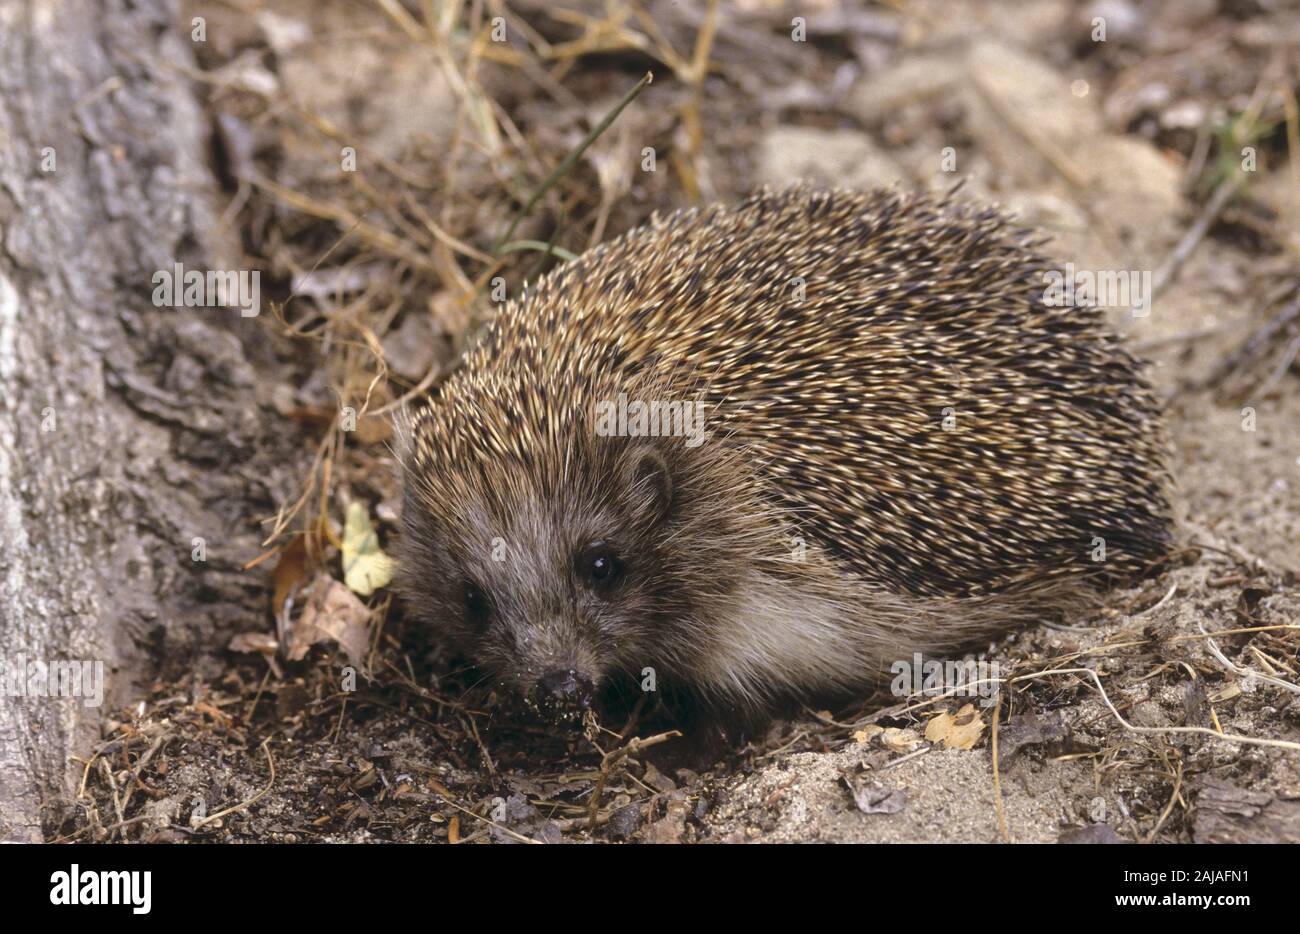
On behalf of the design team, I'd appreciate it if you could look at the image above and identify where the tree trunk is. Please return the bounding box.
[0,0,293,841]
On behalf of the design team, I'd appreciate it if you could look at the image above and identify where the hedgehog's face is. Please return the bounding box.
[400,441,687,714]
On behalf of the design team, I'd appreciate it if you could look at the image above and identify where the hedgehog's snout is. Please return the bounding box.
[536,667,596,709]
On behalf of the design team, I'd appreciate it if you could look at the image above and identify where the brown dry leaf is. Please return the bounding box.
[286,575,373,672]
[924,703,987,750]
[271,521,332,623]
[271,534,310,618]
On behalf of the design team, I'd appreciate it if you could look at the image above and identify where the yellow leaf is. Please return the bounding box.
[341,502,395,596]
[852,725,883,745]
[923,704,987,750]
[880,727,922,752]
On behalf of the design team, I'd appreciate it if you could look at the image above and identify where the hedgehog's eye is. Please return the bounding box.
[462,579,490,626]
[579,544,623,592]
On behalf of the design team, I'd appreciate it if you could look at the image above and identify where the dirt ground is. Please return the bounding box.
[61,0,1299,843]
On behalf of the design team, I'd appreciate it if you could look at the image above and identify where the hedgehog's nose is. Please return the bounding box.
[537,668,595,708]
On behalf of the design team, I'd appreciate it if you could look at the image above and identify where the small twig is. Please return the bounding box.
[1131,581,1178,620]
[246,665,273,722]
[77,752,99,801]
[1197,622,1300,695]
[104,815,154,837]
[117,731,171,838]
[331,695,349,745]
[1169,624,1300,641]
[756,729,809,760]
[586,730,680,828]
[494,71,653,253]
[434,794,541,844]
[248,174,442,276]
[968,71,1088,188]
[1144,753,1184,844]
[1151,174,1242,300]
[494,239,579,262]
[1199,282,1299,391]
[1010,668,1300,752]
[99,758,125,833]
[463,713,497,778]
[1132,322,1237,353]
[1255,329,1300,398]
[991,692,1009,843]
[617,694,649,740]
[883,744,932,769]
[193,739,277,828]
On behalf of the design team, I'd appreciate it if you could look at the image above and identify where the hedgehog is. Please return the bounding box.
[395,186,1172,717]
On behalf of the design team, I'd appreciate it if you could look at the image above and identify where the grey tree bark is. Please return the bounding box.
[0,0,292,841]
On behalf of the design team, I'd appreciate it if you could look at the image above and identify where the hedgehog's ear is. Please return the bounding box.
[620,444,673,526]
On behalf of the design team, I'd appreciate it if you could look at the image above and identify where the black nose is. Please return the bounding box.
[537,668,595,708]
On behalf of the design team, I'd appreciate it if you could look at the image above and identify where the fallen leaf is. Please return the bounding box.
[996,710,1069,769]
[843,775,907,814]
[285,575,373,672]
[852,724,884,745]
[924,703,987,750]
[880,727,922,752]
[271,534,310,619]
[342,502,395,596]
